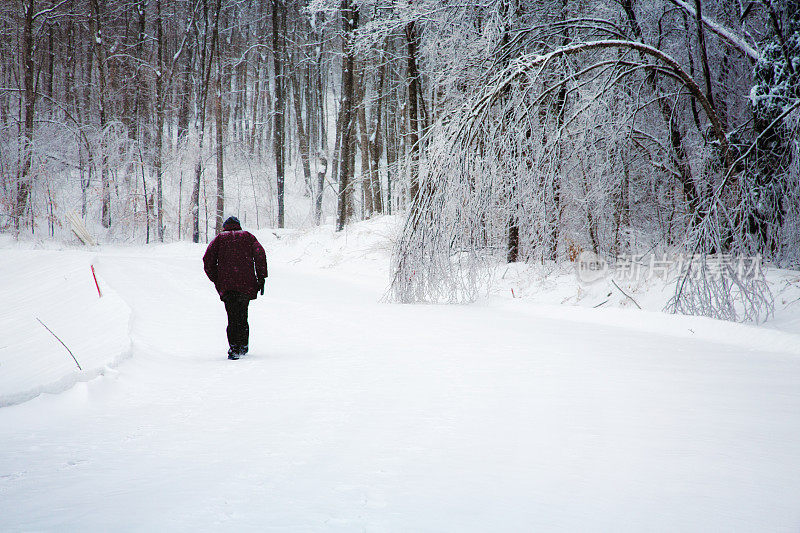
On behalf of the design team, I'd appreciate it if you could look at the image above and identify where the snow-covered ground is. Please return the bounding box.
[2,216,800,530]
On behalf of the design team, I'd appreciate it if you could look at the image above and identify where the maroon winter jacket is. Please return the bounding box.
[203,220,268,300]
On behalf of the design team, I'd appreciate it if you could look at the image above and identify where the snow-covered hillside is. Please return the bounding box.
[2,217,800,530]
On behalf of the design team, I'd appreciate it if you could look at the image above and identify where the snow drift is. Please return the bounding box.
[0,248,132,407]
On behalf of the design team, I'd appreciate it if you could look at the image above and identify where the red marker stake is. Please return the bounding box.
[91,265,103,298]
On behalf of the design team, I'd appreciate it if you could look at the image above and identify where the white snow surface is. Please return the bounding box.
[2,216,800,531]
[0,249,131,407]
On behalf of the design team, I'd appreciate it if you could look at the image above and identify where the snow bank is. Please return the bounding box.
[492,260,800,340]
[0,248,132,407]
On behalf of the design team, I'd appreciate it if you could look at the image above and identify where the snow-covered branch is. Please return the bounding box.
[667,0,761,62]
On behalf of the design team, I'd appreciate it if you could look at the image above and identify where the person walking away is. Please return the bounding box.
[203,216,268,360]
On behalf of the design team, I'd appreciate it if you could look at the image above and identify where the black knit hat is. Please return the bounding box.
[223,216,241,231]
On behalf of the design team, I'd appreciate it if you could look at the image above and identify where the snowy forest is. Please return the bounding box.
[6,2,800,524]
[1,0,799,313]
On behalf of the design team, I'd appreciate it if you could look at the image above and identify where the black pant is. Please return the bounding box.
[222,291,250,354]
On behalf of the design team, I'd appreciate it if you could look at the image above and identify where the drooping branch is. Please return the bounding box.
[466,40,730,165]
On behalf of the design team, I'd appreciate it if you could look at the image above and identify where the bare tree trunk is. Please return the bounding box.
[81,37,93,218]
[694,0,715,110]
[547,0,568,261]
[249,52,261,155]
[498,0,521,262]
[134,0,148,145]
[142,164,150,244]
[336,0,357,231]
[305,62,316,154]
[273,0,286,228]
[89,0,111,228]
[316,37,327,153]
[331,93,344,187]
[405,20,420,203]
[314,155,328,224]
[356,64,373,218]
[46,22,54,101]
[681,12,705,134]
[236,39,247,145]
[385,69,399,216]
[215,52,225,235]
[154,0,165,241]
[370,42,387,215]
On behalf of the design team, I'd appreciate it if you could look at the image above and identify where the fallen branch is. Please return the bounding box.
[36,317,82,371]
[610,278,642,309]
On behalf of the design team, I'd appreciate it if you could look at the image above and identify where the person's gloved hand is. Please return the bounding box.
[258,277,265,295]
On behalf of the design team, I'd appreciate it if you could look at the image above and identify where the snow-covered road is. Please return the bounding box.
[2,241,800,531]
